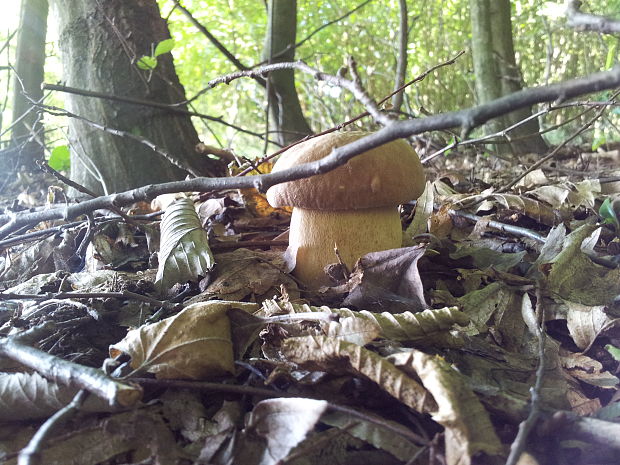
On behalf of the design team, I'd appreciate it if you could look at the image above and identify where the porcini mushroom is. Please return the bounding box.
[266,131,425,288]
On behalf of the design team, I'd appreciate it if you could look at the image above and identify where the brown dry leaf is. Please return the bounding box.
[491,193,560,226]
[560,349,619,389]
[390,350,504,465]
[244,398,328,465]
[341,246,427,313]
[543,224,620,306]
[193,248,298,302]
[281,335,437,413]
[262,300,468,342]
[0,372,113,422]
[564,301,614,350]
[110,301,258,379]
[323,317,382,345]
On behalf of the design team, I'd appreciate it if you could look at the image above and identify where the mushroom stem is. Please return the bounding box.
[288,206,403,287]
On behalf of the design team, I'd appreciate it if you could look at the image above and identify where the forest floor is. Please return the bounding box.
[1,142,620,465]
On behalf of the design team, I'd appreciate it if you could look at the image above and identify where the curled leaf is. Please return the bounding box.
[155,198,215,294]
[281,335,436,413]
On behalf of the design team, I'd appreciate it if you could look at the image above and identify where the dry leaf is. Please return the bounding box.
[342,246,428,313]
[281,335,436,413]
[110,301,257,379]
[155,198,215,294]
[390,350,503,465]
[262,300,468,342]
[543,224,620,305]
[245,398,328,465]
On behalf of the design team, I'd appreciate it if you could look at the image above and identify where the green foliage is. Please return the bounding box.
[605,344,620,361]
[156,0,617,156]
[48,145,71,171]
[599,198,619,229]
[137,38,176,70]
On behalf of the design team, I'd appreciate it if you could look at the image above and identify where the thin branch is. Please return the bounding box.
[566,0,620,34]
[0,323,142,408]
[18,390,89,465]
[171,0,266,88]
[505,289,547,465]
[498,99,612,192]
[294,0,374,50]
[447,208,546,243]
[205,60,393,125]
[2,64,620,237]
[391,0,408,112]
[41,83,279,146]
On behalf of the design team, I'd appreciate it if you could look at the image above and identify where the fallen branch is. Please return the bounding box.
[566,0,620,34]
[1,64,620,238]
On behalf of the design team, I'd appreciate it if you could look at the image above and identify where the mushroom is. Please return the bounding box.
[266,131,425,288]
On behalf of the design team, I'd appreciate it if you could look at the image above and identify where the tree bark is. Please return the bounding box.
[263,0,312,146]
[50,0,225,195]
[469,0,547,154]
[9,0,48,170]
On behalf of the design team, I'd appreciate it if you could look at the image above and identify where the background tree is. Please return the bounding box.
[49,0,225,195]
[469,0,547,154]
[8,0,48,171]
[262,0,313,146]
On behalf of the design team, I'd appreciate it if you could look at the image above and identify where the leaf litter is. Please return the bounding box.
[1,149,620,464]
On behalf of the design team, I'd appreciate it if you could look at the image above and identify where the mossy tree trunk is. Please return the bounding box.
[9,0,48,171]
[50,0,225,195]
[263,0,312,146]
[469,0,548,154]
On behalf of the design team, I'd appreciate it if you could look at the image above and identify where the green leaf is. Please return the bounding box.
[605,344,620,361]
[154,38,175,57]
[605,42,617,69]
[591,134,606,151]
[48,145,70,171]
[137,55,158,70]
[599,198,620,228]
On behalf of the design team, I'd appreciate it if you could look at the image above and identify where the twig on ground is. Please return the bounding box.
[17,390,89,465]
[0,322,142,408]
[505,289,547,465]
[447,209,546,243]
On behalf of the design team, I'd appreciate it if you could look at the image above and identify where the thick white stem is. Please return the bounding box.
[288,207,402,287]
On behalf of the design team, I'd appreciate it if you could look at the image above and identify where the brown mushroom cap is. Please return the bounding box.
[266,131,425,210]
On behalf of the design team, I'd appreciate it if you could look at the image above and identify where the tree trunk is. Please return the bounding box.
[489,0,547,153]
[50,0,225,195]
[469,0,547,154]
[263,0,312,146]
[10,0,48,170]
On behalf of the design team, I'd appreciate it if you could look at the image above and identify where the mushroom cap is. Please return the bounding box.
[266,131,425,210]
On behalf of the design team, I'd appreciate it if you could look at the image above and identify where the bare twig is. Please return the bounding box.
[498,99,612,192]
[171,0,265,87]
[505,290,547,465]
[447,208,546,243]
[0,323,142,408]
[18,390,89,465]
[41,83,277,145]
[566,0,620,34]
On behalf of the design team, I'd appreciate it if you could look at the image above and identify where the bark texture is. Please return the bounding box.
[263,0,312,146]
[51,0,224,194]
[469,0,547,154]
[10,0,48,170]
